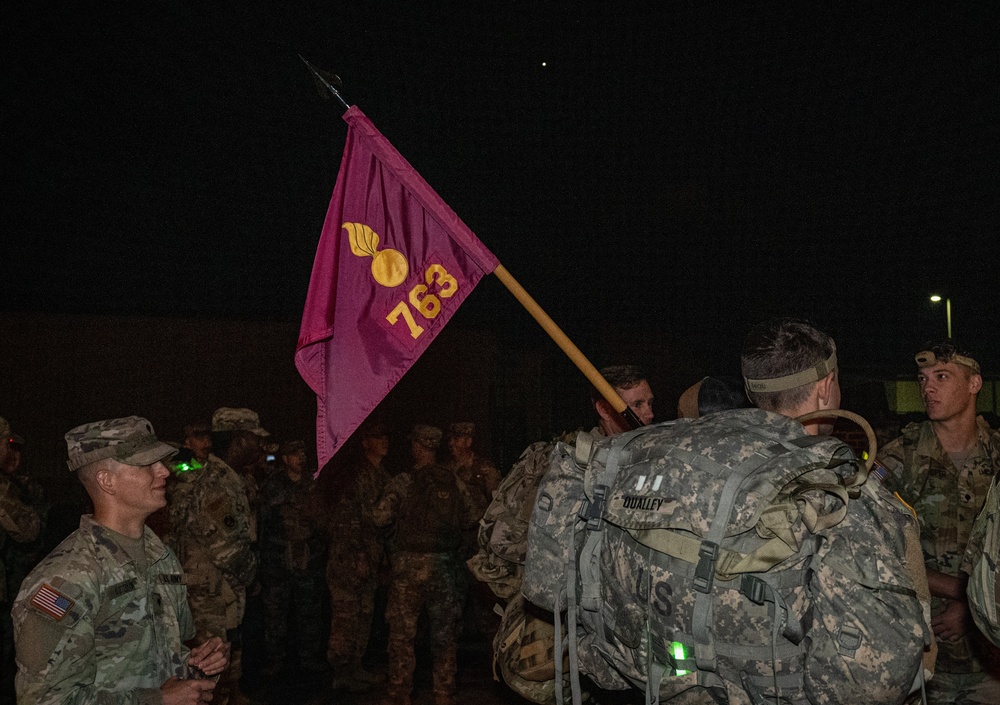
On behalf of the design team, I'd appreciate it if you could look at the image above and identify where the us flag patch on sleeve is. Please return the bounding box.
[30,584,74,621]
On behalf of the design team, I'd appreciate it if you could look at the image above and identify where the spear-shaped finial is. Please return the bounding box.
[299,55,350,111]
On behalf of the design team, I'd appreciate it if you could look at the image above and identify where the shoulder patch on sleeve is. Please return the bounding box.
[29,583,75,621]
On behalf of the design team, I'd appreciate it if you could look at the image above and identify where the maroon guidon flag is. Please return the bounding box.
[295,106,499,467]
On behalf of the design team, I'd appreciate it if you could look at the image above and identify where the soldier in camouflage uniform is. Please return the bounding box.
[12,416,229,704]
[374,424,480,705]
[964,474,1000,649]
[445,422,501,644]
[171,411,259,705]
[878,341,1000,704]
[518,320,933,704]
[590,364,655,433]
[0,418,44,705]
[211,407,271,697]
[445,422,500,521]
[183,423,213,464]
[322,421,391,691]
[0,418,41,591]
[212,407,271,538]
[257,440,327,676]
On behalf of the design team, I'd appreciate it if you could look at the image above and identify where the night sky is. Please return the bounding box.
[4,2,999,377]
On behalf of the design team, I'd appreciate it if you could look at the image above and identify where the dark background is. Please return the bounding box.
[3,3,998,506]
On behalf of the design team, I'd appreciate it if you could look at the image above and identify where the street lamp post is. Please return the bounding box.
[930,295,952,339]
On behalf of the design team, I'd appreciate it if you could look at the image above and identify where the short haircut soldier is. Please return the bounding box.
[740,317,837,412]
[590,365,649,404]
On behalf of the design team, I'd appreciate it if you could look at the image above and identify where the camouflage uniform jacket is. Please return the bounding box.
[239,468,262,540]
[325,458,389,573]
[0,473,43,604]
[12,514,193,705]
[448,453,501,519]
[258,470,325,574]
[167,454,257,592]
[373,464,480,555]
[878,417,1000,672]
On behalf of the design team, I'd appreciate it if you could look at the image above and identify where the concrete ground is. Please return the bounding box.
[248,636,528,705]
[240,585,644,705]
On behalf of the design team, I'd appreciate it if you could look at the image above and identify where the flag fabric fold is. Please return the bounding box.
[296,106,499,467]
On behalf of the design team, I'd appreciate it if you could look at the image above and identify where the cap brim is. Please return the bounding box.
[121,442,178,467]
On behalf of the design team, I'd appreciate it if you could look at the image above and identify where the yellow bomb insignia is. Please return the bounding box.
[344,222,408,287]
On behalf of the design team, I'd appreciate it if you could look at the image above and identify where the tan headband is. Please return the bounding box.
[914,350,980,375]
[744,351,837,393]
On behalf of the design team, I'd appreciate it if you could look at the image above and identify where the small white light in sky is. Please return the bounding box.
[541,61,547,67]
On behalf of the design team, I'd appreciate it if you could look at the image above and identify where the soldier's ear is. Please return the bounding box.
[969,373,983,395]
[812,372,839,412]
[95,467,116,495]
[596,399,631,436]
[595,399,616,422]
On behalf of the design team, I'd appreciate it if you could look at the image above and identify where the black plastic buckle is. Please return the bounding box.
[579,485,608,530]
[740,574,766,605]
[693,541,719,594]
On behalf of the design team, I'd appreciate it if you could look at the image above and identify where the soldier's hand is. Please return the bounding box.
[931,599,972,642]
[161,676,215,704]
[188,636,230,676]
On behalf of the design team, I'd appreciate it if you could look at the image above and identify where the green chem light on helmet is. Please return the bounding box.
[168,449,204,475]
[671,641,689,676]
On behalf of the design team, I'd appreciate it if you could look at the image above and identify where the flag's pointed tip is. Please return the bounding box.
[299,55,347,107]
[299,56,342,86]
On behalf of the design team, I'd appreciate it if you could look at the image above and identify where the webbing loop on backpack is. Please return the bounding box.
[694,541,719,594]
[566,530,583,705]
[668,632,803,663]
[740,573,767,605]
[627,527,799,580]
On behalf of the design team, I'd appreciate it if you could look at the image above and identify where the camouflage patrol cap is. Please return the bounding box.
[448,422,475,437]
[65,416,177,471]
[211,407,270,436]
[409,424,443,449]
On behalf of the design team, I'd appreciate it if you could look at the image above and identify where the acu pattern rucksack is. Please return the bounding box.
[522,408,930,705]
[467,433,584,704]
[469,436,577,599]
